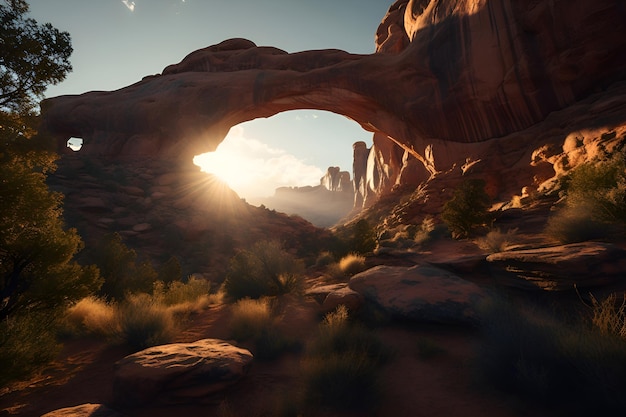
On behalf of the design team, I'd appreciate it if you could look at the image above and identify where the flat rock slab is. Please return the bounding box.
[486,242,626,290]
[40,404,120,417]
[349,265,486,324]
[114,338,253,407]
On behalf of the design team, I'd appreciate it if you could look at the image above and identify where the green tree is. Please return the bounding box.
[93,233,158,300]
[441,178,491,239]
[351,219,377,254]
[1,0,72,114]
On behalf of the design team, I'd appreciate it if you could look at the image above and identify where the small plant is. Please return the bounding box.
[63,296,119,338]
[547,156,626,243]
[338,253,367,276]
[476,228,518,253]
[413,215,437,246]
[441,178,491,239]
[315,251,335,268]
[302,305,388,411]
[350,219,377,254]
[223,240,305,301]
[118,294,175,350]
[229,298,298,361]
[590,292,626,339]
[0,311,61,386]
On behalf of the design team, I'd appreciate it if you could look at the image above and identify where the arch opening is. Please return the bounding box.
[67,137,83,151]
[193,109,372,227]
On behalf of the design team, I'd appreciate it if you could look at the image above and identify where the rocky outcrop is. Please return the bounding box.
[486,242,626,291]
[320,166,352,194]
[349,265,486,324]
[306,283,364,313]
[113,339,253,407]
[41,404,121,417]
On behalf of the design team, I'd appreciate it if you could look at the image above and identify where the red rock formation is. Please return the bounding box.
[40,0,626,171]
[38,0,626,244]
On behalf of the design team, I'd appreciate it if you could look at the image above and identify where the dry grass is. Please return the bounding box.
[590,292,626,339]
[118,293,175,350]
[338,253,367,276]
[64,296,119,338]
[476,228,518,253]
[229,298,273,341]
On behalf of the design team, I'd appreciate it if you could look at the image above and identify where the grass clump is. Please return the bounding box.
[475,296,626,415]
[229,298,298,361]
[301,305,388,412]
[63,296,119,339]
[476,228,517,253]
[223,240,305,301]
[118,294,175,350]
[441,178,491,239]
[338,253,367,276]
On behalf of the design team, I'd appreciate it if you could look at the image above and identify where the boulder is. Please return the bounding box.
[306,283,364,313]
[40,404,120,417]
[486,242,626,291]
[349,265,486,324]
[113,339,253,407]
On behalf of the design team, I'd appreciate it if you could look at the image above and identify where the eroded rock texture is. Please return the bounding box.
[41,0,626,166]
[38,0,626,256]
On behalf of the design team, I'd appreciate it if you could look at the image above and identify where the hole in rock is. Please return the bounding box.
[67,137,83,151]
[193,110,372,227]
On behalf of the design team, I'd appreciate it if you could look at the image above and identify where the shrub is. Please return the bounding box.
[118,294,175,350]
[476,228,518,253]
[413,215,437,246]
[338,253,367,276]
[350,219,377,254]
[229,298,298,360]
[590,292,626,339]
[545,203,614,243]
[416,337,447,360]
[223,240,304,301]
[63,296,119,338]
[302,306,388,411]
[475,297,626,415]
[0,311,61,387]
[315,251,335,268]
[547,156,626,242]
[441,178,491,239]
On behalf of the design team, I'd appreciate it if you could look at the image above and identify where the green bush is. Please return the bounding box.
[0,311,61,387]
[441,178,491,239]
[475,297,626,415]
[223,241,304,301]
[350,219,377,254]
[302,306,388,411]
[547,156,626,243]
[118,294,175,350]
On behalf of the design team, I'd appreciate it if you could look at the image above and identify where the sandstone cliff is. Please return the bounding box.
[38,0,626,271]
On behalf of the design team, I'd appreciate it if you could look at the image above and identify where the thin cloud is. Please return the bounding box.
[121,0,135,12]
[194,126,324,199]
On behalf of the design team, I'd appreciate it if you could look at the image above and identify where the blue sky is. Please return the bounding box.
[27,0,389,199]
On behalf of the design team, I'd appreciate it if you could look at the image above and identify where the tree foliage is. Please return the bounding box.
[441,178,491,239]
[92,233,158,301]
[0,144,101,320]
[0,0,72,114]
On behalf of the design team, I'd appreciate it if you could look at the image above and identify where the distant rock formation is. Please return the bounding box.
[256,165,354,228]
